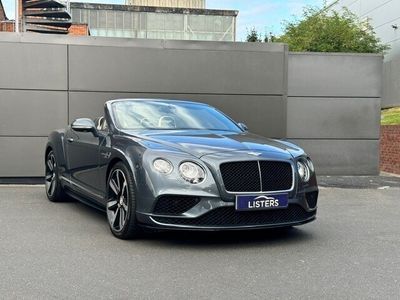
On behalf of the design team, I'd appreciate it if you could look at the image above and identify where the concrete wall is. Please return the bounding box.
[0,33,383,177]
[0,33,287,177]
[287,52,382,175]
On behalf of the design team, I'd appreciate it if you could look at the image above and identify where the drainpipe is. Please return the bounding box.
[15,0,19,32]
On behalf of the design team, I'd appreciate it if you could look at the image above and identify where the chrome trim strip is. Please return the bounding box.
[222,160,296,195]
[257,161,263,191]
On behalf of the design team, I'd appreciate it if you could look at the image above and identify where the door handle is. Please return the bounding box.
[67,138,74,143]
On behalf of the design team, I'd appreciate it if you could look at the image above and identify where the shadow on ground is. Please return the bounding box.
[68,198,315,249]
[143,227,315,249]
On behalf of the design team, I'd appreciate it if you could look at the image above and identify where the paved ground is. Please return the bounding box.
[1,183,399,299]
[318,174,400,189]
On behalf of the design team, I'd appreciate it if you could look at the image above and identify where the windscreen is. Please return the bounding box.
[111,100,242,132]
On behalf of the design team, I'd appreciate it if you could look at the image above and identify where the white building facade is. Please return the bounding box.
[327,0,400,107]
[126,0,205,9]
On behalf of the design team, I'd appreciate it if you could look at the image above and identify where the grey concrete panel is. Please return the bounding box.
[382,59,400,108]
[0,90,68,136]
[69,92,286,138]
[0,137,47,177]
[0,34,384,176]
[0,32,165,48]
[0,42,67,90]
[287,97,381,139]
[0,33,287,52]
[69,45,286,95]
[163,40,287,53]
[288,53,383,97]
[288,139,379,175]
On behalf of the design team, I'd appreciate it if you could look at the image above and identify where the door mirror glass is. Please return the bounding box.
[71,118,97,135]
[238,122,248,132]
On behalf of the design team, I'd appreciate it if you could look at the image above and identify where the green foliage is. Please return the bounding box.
[276,7,389,53]
[381,107,400,125]
[246,28,262,42]
[246,28,277,43]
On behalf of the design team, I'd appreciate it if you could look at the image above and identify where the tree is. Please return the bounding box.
[247,28,277,43]
[246,28,262,42]
[277,7,389,53]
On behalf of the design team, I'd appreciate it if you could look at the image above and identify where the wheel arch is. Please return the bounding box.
[106,157,124,180]
[46,130,68,169]
[45,144,53,159]
[105,150,138,185]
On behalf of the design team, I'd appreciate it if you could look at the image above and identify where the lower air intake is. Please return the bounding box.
[153,196,201,215]
[153,204,315,227]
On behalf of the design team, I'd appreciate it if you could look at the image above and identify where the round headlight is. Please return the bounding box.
[153,158,173,174]
[297,161,310,182]
[306,157,315,173]
[179,162,206,184]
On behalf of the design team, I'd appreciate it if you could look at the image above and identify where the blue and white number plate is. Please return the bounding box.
[235,194,289,211]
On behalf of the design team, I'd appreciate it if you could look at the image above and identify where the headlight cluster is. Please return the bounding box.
[153,159,206,184]
[153,159,173,174]
[179,162,206,184]
[297,157,315,183]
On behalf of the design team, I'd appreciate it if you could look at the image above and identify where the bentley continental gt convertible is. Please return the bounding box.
[45,99,318,239]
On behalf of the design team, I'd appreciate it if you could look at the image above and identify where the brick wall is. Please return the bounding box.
[1,22,89,35]
[380,125,400,175]
[68,24,89,36]
[0,21,14,32]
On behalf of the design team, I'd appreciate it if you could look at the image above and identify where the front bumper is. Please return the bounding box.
[136,190,318,231]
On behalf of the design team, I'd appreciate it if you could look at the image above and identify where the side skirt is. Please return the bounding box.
[65,189,106,212]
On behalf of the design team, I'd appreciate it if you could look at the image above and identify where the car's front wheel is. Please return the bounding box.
[106,162,142,239]
[45,150,67,202]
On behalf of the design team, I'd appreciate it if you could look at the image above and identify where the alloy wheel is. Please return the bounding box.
[45,152,57,197]
[107,169,129,232]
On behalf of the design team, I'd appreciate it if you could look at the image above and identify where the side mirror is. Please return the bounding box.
[71,118,97,135]
[238,122,248,132]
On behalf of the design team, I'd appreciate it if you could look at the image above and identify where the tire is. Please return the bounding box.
[106,162,142,239]
[45,150,67,202]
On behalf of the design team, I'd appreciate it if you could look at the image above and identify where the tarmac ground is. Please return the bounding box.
[0,177,399,299]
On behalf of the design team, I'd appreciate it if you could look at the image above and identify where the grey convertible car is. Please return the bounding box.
[45,99,318,239]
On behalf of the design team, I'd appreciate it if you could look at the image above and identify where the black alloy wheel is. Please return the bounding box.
[106,162,142,239]
[45,150,66,202]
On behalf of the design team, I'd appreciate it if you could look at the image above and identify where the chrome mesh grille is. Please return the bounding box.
[259,161,293,191]
[220,160,293,193]
[220,161,261,192]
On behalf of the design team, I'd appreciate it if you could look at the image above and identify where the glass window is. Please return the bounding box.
[111,100,241,132]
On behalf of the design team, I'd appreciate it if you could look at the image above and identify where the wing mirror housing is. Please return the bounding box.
[238,122,248,132]
[71,118,98,136]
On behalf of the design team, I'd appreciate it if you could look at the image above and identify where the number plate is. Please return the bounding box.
[235,194,289,211]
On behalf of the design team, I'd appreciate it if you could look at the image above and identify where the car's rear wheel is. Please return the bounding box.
[45,150,66,202]
[106,162,142,239]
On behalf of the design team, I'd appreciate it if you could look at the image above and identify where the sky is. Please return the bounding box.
[2,0,325,41]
